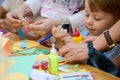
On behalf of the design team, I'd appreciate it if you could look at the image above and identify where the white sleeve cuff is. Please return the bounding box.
[2,0,10,11]
[25,0,43,18]
[68,10,86,32]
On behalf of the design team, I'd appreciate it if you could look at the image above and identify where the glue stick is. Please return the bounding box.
[49,43,58,74]
[73,28,83,43]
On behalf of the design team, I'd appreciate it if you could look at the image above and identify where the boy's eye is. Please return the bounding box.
[85,14,89,17]
[95,17,101,21]
[85,11,89,17]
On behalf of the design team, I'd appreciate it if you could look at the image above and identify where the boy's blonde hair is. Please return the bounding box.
[88,0,120,20]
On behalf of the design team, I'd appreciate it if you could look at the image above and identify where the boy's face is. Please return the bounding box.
[84,0,116,36]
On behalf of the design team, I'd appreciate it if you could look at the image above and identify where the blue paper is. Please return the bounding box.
[7,55,36,78]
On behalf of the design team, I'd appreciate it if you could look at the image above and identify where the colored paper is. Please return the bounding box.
[0,37,11,56]
[17,48,36,54]
[12,40,39,51]
[7,55,36,78]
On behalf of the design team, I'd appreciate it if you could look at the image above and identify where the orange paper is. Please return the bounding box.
[0,37,12,56]
[5,40,12,56]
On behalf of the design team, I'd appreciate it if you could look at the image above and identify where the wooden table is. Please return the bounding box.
[8,33,120,80]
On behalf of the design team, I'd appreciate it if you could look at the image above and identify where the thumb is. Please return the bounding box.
[18,14,24,20]
[25,17,34,24]
[32,20,44,25]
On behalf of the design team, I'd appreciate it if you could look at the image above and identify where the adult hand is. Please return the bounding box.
[29,18,62,37]
[6,9,24,28]
[6,3,31,28]
[58,42,89,63]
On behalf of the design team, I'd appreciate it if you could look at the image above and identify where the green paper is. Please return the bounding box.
[7,55,36,78]
[35,49,49,55]
[17,48,36,54]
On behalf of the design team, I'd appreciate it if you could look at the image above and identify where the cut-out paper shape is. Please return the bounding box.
[14,48,36,55]
[58,66,73,73]
[36,54,49,61]
[35,49,49,55]
[58,56,65,61]
[12,40,39,51]
[19,40,28,49]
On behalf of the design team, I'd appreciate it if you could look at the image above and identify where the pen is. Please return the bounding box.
[39,34,53,44]
[39,24,69,44]
[63,75,80,78]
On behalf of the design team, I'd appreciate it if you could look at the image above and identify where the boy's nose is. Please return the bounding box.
[86,17,93,26]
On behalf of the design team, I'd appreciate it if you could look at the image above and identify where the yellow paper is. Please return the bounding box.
[36,53,49,61]
[12,40,39,51]
[0,60,16,77]
[3,73,28,80]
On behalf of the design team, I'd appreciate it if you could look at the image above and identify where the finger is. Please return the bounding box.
[58,45,70,57]
[7,16,19,23]
[64,51,73,59]
[62,36,73,43]
[18,14,24,20]
[34,31,47,37]
[32,20,44,25]
[83,36,89,39]
[29,24,43,30]
[66,55,77,62]
[66,54,82,62]
[56,26,61,33]
[82,36,93,43]
[25,17,34,23]
[52,26,57,35]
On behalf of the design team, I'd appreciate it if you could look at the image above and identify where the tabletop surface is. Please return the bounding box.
[7,32,120,80]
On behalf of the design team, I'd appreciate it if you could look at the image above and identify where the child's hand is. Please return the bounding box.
[52,26,71,49]
[83,36,98,43]
[62,36,73,44]
[52,26,69,41]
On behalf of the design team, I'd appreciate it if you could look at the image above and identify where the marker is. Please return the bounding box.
[18,28,26,39]
[39,24,69,44]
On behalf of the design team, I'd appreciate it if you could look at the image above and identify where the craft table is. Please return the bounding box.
[8,33,120,80]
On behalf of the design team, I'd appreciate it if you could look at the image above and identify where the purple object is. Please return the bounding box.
[0,29,7,34]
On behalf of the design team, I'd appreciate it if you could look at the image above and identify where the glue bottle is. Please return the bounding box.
[73,28,83,43]
[49,43,58,74]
